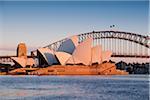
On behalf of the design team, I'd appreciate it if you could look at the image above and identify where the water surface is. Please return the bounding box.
[0,75,149,100]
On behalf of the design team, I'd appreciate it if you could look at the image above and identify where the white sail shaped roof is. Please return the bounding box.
[102,51,112,62]
[55,52,71,65]
[91,45,102,64]
[38,48,58,65]
[57,35,78,54]
[70,35,79,47]
[11,57,26,67]
[69,37,92,65]
[11,57,36,67]
[66,55,83,65]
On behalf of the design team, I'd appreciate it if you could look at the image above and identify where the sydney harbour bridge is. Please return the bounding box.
[44,30,150,58]
[0,30,150,63]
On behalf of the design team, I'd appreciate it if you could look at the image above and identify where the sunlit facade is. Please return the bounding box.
[37,36,112,66]
[11,43,35,68]
[37,48,58,65]
[9,36,128,75]
[11,36,113,68]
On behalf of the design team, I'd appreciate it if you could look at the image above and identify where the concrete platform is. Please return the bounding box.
[29,62,128,75]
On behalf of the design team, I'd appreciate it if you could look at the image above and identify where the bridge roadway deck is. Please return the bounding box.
[0,55,149,59]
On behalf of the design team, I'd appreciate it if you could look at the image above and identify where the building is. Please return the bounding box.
[11,43,35,68]
[37,36,112,66]
[17,43,27,58]
[10,36,128,75]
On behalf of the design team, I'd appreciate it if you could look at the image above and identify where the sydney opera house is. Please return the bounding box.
[9,36,128,75]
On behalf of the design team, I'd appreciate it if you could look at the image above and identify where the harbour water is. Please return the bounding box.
[0,75,149,100]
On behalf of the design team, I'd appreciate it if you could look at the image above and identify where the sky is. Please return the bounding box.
[0,0,149,55]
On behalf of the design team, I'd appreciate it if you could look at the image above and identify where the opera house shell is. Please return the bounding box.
[37,36,112,66]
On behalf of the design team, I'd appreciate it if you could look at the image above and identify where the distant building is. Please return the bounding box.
[17,43,27,58]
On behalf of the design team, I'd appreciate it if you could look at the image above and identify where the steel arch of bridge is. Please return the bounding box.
[44,31,150,58]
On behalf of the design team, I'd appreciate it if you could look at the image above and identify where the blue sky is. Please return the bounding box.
[0,1,149,55]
